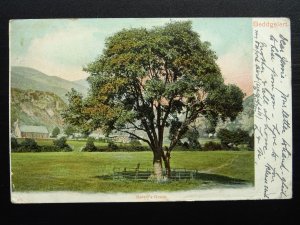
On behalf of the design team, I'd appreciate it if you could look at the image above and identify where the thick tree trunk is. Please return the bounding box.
[153,151,163,180]
[163,149,171,179]
[152,148,172,180]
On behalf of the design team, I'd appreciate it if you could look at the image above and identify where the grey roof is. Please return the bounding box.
[19,125,48,134]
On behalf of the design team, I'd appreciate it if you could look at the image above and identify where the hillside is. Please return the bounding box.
[11,88,67,131]
[73,78,89,89]
[10,66,88,102]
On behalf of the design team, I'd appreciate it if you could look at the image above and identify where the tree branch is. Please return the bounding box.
[168,106,204,151]
[127,121,147,132]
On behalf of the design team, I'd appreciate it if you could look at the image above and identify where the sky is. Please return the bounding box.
[10,18,253,96]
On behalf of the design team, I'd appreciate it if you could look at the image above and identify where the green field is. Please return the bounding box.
[11,151,254,192]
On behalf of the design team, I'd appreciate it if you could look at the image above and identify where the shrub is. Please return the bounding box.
[64,125,76,137]
[82,137,97,152]
[203,141,222,151]
[108,141,118,150]
[11,137,19,149]
[51,127,60,138]
[21,138,39,150]
[39,145,60,152]
[217,128,250,148]
[248,134,254,150]
[182,141,190,149]
[185,128,201,149]
[189,140,201,150]
[129,139,142,147]
[11,138,41,152]
[129,145,148,151]
[53,137,72,151]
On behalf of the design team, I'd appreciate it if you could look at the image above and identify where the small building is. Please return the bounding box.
[14,121,49,139]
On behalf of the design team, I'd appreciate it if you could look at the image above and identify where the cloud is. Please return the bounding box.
[10,18,253,93]
[11,25,104,81]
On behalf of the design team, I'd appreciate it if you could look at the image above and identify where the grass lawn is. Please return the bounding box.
[11,151,254,193]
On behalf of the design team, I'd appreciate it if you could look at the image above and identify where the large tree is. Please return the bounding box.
[62,21,244,179]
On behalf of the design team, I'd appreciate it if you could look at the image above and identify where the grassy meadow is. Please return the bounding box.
[11,151,254,193]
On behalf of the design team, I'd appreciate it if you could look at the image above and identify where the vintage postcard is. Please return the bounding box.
[9,18,292,203]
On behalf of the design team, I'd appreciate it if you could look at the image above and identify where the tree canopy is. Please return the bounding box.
[51,127,60,138]
[62,21,244,177]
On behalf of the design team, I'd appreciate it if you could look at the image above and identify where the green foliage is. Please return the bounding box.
[217,128,250,148]
[53,137,72,151]
[11,138,41,152]
[64,125,76,137]
[205,84,245,123]
[248,134,254,150]
[11,138,76,152]
[218,95,254,134]
[82,137,97,152]
[11,137,19,149]
[184,128,201,149]
[63,21,244,154]
[51,127,60,138]
[169,118,183,141]
[129,139,142,147]
[21,138,39,150]
[108,142,118,150]
[203,141,222,151]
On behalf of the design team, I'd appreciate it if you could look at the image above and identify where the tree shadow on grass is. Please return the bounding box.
[193,172,246,185]
[94,169,248,185]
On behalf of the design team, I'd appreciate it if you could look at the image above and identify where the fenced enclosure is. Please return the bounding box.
[112,166,202,181]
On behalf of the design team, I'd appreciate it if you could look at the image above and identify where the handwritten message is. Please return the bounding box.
[253,18,292,199]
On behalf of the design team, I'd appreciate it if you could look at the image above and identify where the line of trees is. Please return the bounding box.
[11,137,72,152]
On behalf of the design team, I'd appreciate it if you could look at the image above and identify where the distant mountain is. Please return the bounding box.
[10,66,88,102]
[73,78,89,89]
[11,88,67,131]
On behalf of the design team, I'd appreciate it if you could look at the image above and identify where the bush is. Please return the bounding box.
[51,127,60,138]
[189,140,201,150]
[217,128,250,148]
[248,134,254,150]
[11,138,41,152]
[108,141,118,150]
[21,138,39,150]
[53,137,72,151]
[175,139,201,151]
[185,128,201,150]
[39,145,60,152]
[82,137,97,152]
[129,139,142,147]
[129,145,148,151]
[203,141,222,151]
[182,141,190,149]
[11,137,19,149]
